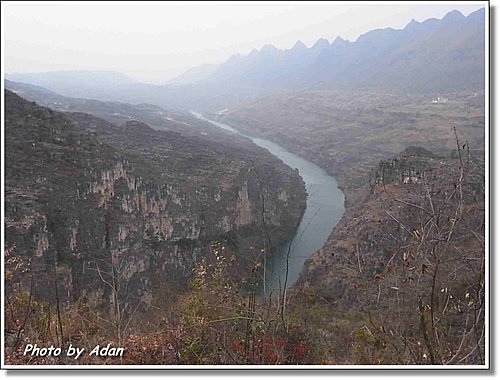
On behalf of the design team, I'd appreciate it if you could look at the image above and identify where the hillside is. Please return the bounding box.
[4,79,199,137]
[4,79,276,147]
[219,89,484,207]
[4,91,307,362]
[291,146,485,364]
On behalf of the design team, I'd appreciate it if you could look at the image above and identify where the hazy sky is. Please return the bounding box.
[3,1,487,83]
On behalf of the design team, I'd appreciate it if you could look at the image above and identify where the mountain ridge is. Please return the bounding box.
[5,8,485,111]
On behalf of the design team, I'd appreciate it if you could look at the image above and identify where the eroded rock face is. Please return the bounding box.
[236,182,252,226]
[298,148,485,314]
[5,90,306,317]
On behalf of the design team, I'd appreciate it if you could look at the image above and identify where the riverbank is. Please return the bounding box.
[191,112,345,293]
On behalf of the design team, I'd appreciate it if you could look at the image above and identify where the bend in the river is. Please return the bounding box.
[191,112,345,295]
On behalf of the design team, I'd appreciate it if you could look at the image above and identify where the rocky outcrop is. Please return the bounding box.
[298,147,485,318]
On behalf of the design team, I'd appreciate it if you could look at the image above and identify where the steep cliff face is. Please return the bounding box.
[299,147,484,304]
[295,147,485,363]
[4,90,306,316]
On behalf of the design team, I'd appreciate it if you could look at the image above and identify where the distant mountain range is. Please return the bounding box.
[4,79,185,130]
[6,70,137,96]
[3,79,253,143]
[6,8,485,110]
[175,8,485,93]
[168,63,219,85]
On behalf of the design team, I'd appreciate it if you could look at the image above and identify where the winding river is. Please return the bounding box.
[191,112,345,295]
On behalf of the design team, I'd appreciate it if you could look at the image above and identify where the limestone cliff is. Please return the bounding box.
[4,90,306,317]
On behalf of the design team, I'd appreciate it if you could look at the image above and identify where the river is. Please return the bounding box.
[191,112,345,295]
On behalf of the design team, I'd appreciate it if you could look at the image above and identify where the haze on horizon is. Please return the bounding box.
[3,1,486,84]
